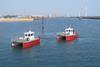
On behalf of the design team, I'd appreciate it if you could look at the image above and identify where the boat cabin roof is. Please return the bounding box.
[65,27,74,31]
[24,30,34,35]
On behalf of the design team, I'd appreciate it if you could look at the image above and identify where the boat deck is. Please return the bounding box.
[12,37,39,43]
[57,32,76,36]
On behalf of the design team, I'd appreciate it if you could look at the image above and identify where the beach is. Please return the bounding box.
[0,17,34,22]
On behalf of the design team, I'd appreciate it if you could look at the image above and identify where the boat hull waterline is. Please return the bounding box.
[57,32,78,41]
[12,38,40,48]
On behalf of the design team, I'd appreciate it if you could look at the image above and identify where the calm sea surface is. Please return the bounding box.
[0,17,100,67]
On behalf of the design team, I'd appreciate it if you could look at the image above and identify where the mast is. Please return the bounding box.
[41,16,44,33]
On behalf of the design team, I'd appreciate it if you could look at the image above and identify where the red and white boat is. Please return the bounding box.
[11,30,40,48]
[56,26,78,41]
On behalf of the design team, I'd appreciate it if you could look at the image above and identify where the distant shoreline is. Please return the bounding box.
[0,16,100,22]
[0,18,34,22]
[74,16,100,20]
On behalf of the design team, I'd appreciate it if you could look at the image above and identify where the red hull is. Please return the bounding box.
[23,38,40,48]
[66,32,78,41]
[56,32,78,41]
[66,35,77,41]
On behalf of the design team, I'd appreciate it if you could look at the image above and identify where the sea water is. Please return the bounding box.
[0,17,100,67]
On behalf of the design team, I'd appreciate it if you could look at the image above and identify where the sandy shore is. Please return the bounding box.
[0,18,34,22]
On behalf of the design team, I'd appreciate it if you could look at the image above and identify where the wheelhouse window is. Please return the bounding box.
[25,34,27,36]
[31,34,33,36]
[65,30,69,32]
[28,34,31,36]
